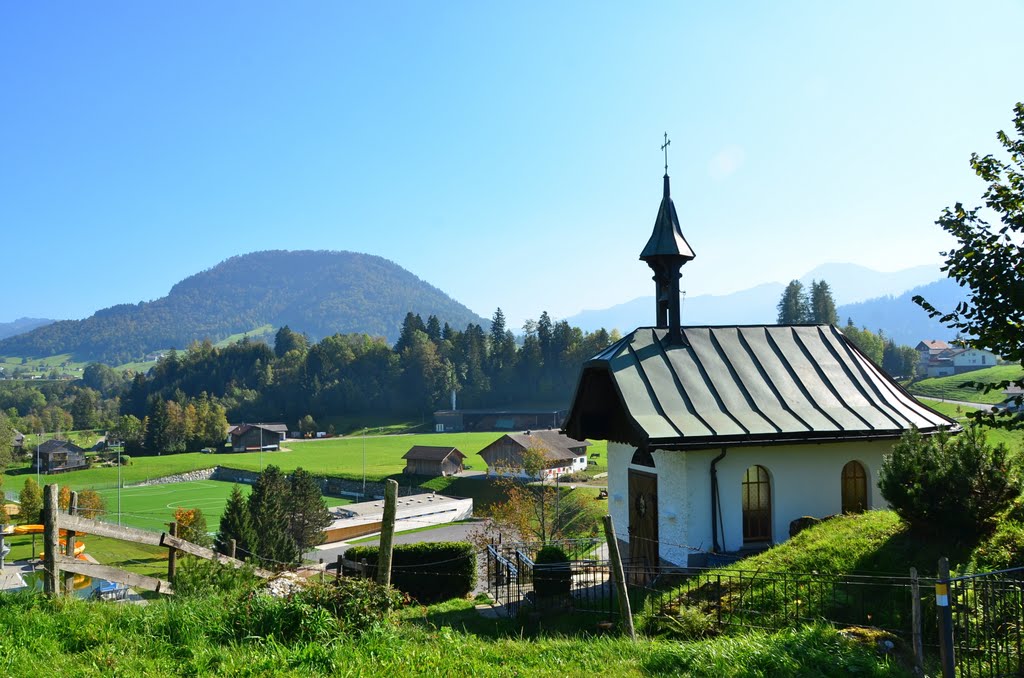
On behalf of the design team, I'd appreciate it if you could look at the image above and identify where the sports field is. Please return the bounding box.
[94,479,352,533]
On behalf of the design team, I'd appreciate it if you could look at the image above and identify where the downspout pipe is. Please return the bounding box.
[710,447,727,553]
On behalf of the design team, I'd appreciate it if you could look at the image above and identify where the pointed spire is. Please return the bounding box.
[640,134,695,343]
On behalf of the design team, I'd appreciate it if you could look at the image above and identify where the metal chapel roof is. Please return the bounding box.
[563,324,957,450]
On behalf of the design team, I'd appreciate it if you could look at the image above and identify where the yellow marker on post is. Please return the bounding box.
[935,582,949,607]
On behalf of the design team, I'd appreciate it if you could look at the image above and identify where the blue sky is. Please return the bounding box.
[3,2,1022,328]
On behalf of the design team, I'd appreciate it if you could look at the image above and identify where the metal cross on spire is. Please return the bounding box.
[661,132,671,174]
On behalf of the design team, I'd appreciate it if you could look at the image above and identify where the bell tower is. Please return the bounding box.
[639,133,695,343]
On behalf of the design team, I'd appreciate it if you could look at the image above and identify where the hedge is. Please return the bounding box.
[345,541,476,604]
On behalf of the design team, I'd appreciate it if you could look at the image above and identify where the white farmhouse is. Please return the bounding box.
[563,166,956,571]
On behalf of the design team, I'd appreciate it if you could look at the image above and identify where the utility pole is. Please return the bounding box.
[361,428,366,500]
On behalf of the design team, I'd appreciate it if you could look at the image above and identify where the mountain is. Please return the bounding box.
[567,264,944,331]
[0,317,56,340]
[836,278,969,346]
[0,250,487,365]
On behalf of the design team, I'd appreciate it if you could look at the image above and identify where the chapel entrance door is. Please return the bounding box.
[628,469,659,584]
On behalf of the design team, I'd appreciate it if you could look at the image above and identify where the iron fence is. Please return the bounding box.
[948,567,1024,677]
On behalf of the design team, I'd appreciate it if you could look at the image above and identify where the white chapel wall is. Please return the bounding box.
[610,438,895,565]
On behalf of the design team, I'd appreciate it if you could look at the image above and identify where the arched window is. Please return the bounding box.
[841,461,868,514]
[742,465,772,543]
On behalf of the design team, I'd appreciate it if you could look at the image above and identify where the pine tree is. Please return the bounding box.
[776,280,810,324]
[216,484,257,557]
[247,466,297,567]
[809,280,838,325]
[288,467,332,553]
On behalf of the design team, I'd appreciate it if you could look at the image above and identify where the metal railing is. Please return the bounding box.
[948,567,1024,677]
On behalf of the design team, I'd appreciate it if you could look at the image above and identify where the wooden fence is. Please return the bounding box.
[41,484,271,597]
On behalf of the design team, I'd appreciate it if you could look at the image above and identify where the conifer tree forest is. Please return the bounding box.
[0,310,622,454]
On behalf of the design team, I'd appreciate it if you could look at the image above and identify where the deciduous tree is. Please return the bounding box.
[19,478,42,525]
[915,103,1024,425]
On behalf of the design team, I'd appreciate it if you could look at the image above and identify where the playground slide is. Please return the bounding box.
[8,525,88,559]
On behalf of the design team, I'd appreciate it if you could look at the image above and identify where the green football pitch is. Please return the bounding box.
[95,479,352,533]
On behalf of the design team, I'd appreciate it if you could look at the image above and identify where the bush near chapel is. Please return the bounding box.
[345,541,476,604]
[879,427,1020,541]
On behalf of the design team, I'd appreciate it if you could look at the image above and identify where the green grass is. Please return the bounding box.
[92,479,352,533]
[908,364,1024,404]
[0,592,912,676]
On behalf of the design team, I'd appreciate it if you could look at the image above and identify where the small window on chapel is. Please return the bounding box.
[841,461,868,514]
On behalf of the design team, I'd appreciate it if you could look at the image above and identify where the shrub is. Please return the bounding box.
[879,427,1020,541]
[642,604,716,639]
[345,541,476,603]
[119,454,131,465]
[533,545,571,598]
[297,578,404,632]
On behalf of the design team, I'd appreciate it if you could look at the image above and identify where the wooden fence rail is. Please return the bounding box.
[42,483,272,597]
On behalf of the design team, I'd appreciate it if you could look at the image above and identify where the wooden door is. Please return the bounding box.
[628,469,659,582]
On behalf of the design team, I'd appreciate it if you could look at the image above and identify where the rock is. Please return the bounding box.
[789,516,821,538]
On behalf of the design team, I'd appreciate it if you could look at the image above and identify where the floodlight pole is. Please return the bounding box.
[117,441,122,526]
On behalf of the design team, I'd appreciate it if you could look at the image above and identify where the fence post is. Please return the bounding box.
[63,491,78,596]
[42,484,60,595]
[376,479,398,587]
[335,554,343,582]
[910,567,924,674]
[229,538,237,560]
[167,522,178,582]
[936,557,956,678]
[602,515,636,640]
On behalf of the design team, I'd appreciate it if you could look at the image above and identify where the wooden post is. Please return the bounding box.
[376,479,398,587]
[910,567,924,674]
[602,515,636,640]
[335,554,343,582]
[229,538,237,560]
[42,484,60,596]
[63,491,78,596]
[167,522,178,582]
[936,557,956,678]
[319,558,325,584]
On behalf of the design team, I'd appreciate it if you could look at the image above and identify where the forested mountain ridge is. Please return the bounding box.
[0,251,486,364]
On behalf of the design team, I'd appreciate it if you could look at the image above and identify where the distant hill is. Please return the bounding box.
[0,250,487,364]
[836,278,970,346]
[567,263,944,331]
[0,317,56,340]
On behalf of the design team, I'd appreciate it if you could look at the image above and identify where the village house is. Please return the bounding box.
[32,439,88,474]
[228,423,287,452]
[562,167,956,571]
[401,445,466,476]
[478,429,590,480]
[915,340,999,379]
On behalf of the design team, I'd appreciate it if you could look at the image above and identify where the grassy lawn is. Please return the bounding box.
[907,364,1024,404]
[93,479,352,533]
